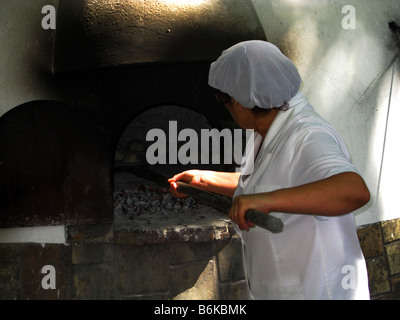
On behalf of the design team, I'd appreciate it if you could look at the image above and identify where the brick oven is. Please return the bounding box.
[0,0,266,299]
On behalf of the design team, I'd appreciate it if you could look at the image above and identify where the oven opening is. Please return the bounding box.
[112,104,237,234]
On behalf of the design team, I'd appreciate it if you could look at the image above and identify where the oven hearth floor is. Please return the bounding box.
[114,207,232,245]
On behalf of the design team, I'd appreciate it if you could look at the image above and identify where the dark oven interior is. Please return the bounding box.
[0,0,266,228]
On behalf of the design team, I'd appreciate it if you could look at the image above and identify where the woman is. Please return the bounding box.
[168,40,370,299]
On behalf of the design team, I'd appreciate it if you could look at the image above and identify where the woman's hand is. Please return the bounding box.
[229,193,268,230]
[168,170,205,198]
[168,170,241,198]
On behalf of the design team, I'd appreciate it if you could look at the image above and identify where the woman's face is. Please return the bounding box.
[224,99,280,138]
[223,99,254,130]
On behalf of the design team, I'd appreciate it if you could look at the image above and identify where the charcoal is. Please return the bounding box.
[113,184,207,219]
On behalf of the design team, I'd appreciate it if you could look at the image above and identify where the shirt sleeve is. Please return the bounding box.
[288,126,358,187]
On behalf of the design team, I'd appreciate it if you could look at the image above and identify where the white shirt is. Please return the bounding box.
[234,92,370,300]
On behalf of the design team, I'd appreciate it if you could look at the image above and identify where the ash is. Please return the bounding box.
[113,184,207,219]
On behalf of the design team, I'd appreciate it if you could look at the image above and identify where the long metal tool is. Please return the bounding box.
[174,181,283,233]
[114,165,284,233]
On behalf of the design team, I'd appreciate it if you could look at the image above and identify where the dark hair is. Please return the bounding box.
[214,89,232,105]
[250,106,272,115]
[213,89,272,115]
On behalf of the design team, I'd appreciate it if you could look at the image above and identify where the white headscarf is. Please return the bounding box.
[208,40,301,110]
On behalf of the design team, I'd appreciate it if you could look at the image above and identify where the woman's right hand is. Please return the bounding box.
[168,170,240,198]
[168,170,206,198]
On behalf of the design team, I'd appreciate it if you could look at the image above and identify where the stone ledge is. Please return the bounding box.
[66,223,113,244]
[113,208,234,245]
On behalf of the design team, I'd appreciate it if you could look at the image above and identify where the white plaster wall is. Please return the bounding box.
[252,0,400,226]
[0,0,61,117]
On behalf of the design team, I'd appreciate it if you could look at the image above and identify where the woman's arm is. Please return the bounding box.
[168,170,240,198]
[230,171,370,230]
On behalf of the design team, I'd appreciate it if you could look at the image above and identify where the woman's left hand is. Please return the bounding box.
[229,194,270,230]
